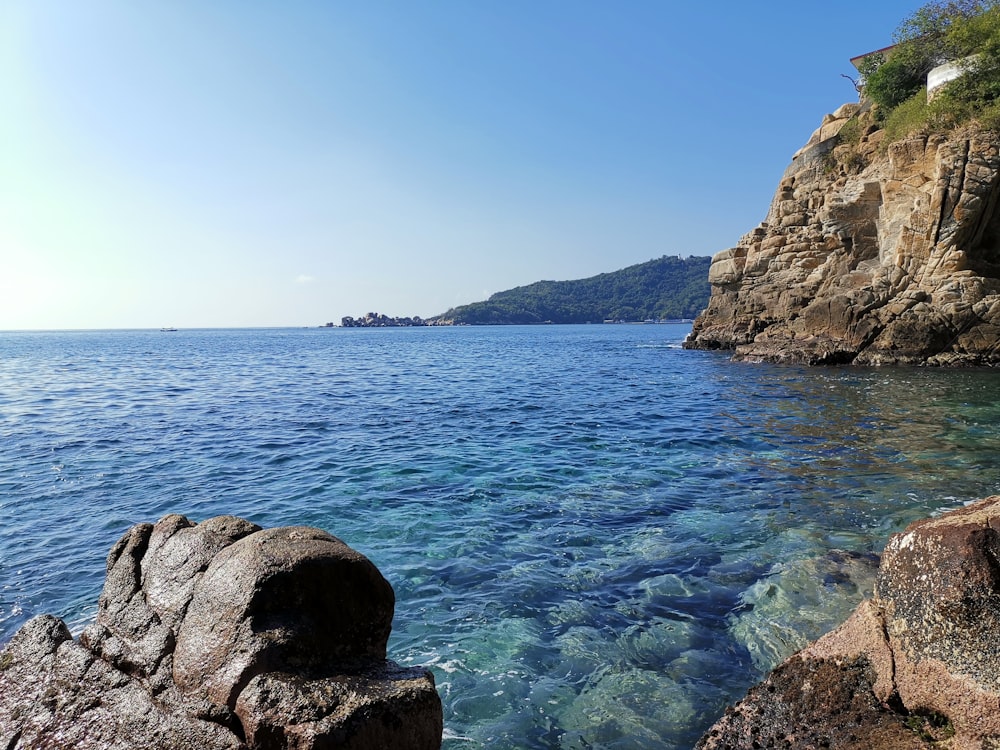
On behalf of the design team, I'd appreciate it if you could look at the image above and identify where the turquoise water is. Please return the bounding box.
[2,324,1000,748]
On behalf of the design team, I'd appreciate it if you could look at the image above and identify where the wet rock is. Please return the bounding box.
[697,653,928,750]
[0,515,442,750]
[698,496,1000,749]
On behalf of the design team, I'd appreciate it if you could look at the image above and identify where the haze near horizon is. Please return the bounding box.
[2,1,921,330]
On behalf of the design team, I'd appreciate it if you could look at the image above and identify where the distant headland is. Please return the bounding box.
[331,255,711,327]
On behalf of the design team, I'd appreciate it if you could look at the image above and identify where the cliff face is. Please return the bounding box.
[685,103,1000,365]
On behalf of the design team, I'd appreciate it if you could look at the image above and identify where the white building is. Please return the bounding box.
[850,45,975,100]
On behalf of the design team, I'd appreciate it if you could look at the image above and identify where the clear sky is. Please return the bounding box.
[2,1,922,329]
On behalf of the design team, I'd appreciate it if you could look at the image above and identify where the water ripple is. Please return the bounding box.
[1,326,999,748]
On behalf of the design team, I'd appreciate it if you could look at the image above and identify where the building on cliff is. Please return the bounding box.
[849,44,898,73]
[850,43,974,100]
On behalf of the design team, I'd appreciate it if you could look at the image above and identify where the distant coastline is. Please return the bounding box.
[335,313,431,328]
[326,315,697,328]
[331,255,711,328]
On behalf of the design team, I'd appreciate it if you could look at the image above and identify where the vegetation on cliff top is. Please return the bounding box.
[860,1,1000,137]
[431,255,711,325]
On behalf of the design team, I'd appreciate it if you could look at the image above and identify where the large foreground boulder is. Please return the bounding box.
[0,514,443,750]
[698,495,1000,749]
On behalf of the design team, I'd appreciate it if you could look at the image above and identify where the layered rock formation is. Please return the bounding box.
[0,515,443,750]
[685,103,1000,365]
[698,495,1000,749]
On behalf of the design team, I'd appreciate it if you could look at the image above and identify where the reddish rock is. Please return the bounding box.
[697,654,927,750]
[698,496,1000,749]
[877,500,1000,746]
[0,615,243,750]
[236,663,445,750]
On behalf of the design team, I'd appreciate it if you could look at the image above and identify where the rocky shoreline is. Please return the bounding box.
[685,103,1000,366]
[337,312,434,327]
[5,501,1000,747]
[697,495,1000,749]
[0,515,442,749]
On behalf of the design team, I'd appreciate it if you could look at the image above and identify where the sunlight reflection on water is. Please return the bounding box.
[1,326,999,748]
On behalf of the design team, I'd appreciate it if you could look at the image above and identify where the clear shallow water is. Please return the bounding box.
[2,324,1000,748]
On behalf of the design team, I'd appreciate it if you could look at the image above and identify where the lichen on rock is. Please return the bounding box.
[698,495,1000,749]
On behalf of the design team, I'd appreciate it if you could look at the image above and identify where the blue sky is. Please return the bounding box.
[2,1,921,329]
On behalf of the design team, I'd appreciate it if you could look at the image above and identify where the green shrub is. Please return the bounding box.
[865,45,937,113]
[923,0,1000,54]
[944,52,1000,104]
[823,117,868,174]
[882,88,933,141]
[882,86,974,141]
[975,97,1000,129]
[837,116,863,146]
[863,2,1000,132]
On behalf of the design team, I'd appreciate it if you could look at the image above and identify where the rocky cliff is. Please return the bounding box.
[0,515,443,750]
[685,103,1000,365]
[698,496,1000,749]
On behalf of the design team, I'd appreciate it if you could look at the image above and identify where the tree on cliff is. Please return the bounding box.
[862,1,1000,131]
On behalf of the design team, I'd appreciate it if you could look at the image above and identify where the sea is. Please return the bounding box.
[2,324,1000,749]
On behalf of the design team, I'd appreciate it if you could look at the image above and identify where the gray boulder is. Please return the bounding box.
[0,514,442,750]
[0,614,244,750]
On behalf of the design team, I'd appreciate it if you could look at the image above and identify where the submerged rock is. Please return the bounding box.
[728,548,880,673]
[698,495,1000,749]
[0,514,443,750]
[685,103,1000,365]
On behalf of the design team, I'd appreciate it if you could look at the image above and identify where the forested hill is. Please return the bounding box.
[431,255,712,325]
